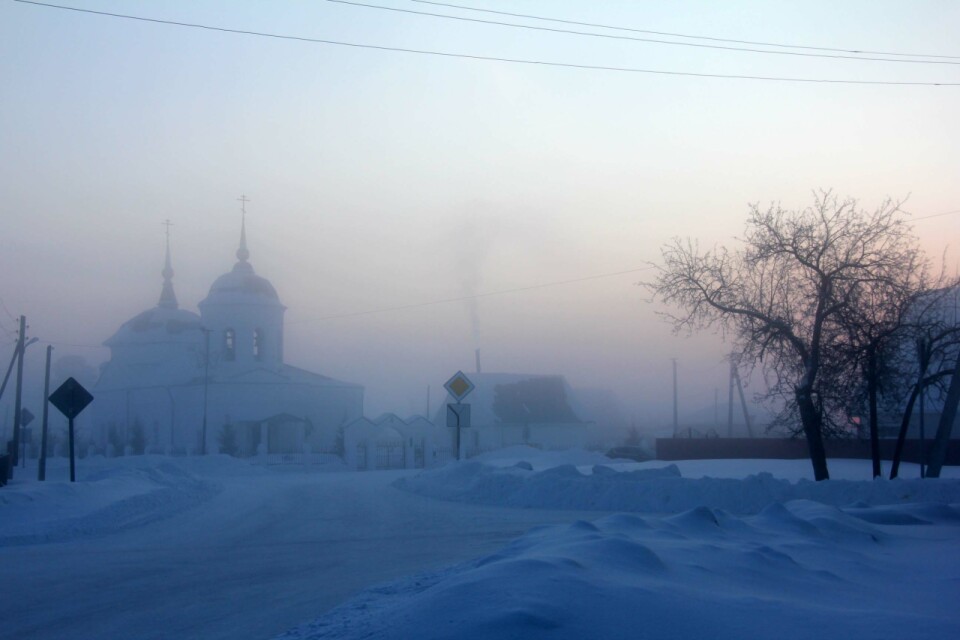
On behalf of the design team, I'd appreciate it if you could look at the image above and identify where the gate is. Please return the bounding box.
[376,442,404,469]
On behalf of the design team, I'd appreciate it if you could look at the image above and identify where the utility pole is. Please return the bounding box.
[0,344,18,404]
[919,365,926,479]
[671,358,678,435]
[916,335,929,478]
[11,316,26,467]
[38,345,52,481]
[201,328,210,455]
[734,366,754,437]
[714,388,719,428]
[727,355,736,437]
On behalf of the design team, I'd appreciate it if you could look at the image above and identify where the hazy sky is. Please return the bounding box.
[1,0,958,424]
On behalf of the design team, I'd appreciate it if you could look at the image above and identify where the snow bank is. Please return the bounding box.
[394,456,960,515]
[276,500,960,640]
[471,445,621,470]
[0,455,233,546]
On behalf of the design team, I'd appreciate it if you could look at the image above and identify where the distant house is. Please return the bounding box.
[432,372,591,454]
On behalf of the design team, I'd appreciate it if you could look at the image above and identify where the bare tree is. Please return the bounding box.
[926,350,960,478]
[648,191,917,481]
[833,245,929,477]
[889,284,960,478]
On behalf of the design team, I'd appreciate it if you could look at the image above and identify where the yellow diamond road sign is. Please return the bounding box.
[444,370,475,402]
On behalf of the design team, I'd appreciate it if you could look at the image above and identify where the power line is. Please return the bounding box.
[413,0,960,61]
[12,1,959,86]
[295,266,655,323]
[911,209,960,221]
[0,299,18,339]
[0,298,17,324]
[328,0,960,66]
[302,208,958,323]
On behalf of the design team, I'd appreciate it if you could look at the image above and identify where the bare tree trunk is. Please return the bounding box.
[867,349,882,478]
[797,388,830,480]
[925,355,960,479]
[889,382,919,479]
[891,338,934,479]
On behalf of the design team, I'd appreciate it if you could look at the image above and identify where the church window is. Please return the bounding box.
[224,329,236,361]
[254,328,265,360]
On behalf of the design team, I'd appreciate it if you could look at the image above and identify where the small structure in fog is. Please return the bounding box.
[343,414,451,470]
[432,373,590,455]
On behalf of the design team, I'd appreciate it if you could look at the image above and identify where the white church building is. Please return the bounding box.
[93,216,364,456]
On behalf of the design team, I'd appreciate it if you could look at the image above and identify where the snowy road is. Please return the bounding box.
[0,464,608,640]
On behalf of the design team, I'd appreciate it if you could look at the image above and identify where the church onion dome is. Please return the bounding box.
[200,211,284,308]
[204,260,281,304]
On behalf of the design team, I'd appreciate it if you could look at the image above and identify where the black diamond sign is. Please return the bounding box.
[49,377,94,420]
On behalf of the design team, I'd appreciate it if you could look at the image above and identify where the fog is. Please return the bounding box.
[1,0,958,430]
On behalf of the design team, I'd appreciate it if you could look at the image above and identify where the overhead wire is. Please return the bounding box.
[297,208,958,323]
[412,0,960,61]
[910,209,960,221]
[0,298,18,324]
[4,210,957,331]
[6,1,959,325]
[327,0,960,65]
[11,1,960,86]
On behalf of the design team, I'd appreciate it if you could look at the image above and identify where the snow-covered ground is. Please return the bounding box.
[1,450,958,639]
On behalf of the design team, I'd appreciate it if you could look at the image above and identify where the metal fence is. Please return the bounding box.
[375,442,405,469]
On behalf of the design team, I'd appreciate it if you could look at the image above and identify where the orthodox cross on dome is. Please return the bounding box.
[236,194,251,263]
[158,219,179,309]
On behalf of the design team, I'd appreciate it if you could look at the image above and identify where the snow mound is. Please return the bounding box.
[394,460,960,515]
[471,445,620,470]
[0,455,225,546]
[276,501,959,640]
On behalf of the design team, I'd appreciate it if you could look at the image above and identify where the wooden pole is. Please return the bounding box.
[68,416,76,483]
[734,368,754,437]
[671,358,678,435]
[11,316,26,467]
[201,328,210,455]
[38,345,52,481]
[727,356,735,437]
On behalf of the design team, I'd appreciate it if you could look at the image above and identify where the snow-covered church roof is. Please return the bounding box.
[104,307,203,348]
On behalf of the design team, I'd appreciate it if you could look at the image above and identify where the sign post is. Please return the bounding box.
[48,377,94,483]
[19,408,34,468]
[444,371,475,461]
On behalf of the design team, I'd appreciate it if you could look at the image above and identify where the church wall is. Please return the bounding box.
[93,380,364,457]
[202,382,363,454]
[200,303,285,370]
[91,384,207,454]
